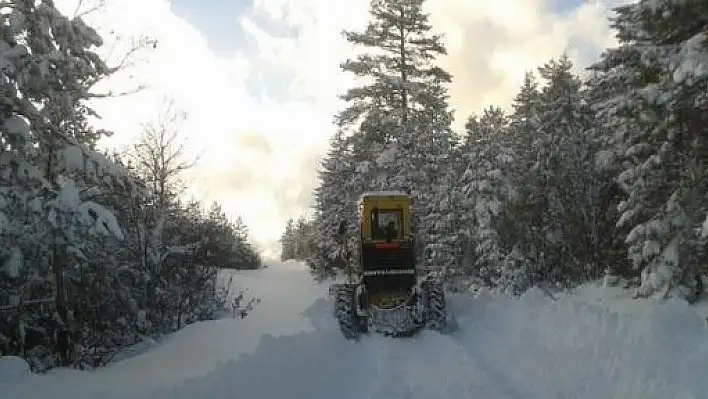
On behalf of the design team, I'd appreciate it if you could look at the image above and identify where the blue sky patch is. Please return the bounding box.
[170,0,251,54]
[551,0,586,14]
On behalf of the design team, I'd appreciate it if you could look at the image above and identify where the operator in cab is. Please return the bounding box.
[384,220,397,241]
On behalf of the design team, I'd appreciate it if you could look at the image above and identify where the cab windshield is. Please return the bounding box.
[371,209,402,240]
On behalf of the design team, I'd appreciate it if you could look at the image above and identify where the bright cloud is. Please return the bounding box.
[56,0,629,260]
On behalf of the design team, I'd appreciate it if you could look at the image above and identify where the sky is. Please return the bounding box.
[54,0,632,261]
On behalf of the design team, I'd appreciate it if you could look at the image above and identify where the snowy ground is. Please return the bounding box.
[3,260,708,398]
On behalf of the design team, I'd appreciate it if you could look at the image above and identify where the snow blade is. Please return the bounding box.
[369,304,422,336]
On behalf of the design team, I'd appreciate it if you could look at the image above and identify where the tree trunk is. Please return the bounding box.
[52,238,72,366]
[399,9,408,126]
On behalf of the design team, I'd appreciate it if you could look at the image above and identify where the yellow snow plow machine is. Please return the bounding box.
[329,191,447,339]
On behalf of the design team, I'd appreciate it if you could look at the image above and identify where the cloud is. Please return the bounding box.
[55,0,628,261]
[426,0,629,124]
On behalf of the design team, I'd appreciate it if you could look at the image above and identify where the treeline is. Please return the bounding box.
[299,0,708,299]
[280,217,315,261]
[0,1,260,371]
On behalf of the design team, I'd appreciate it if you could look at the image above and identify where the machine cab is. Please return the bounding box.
[357,191,415,273]
[358,191,412,244]
[371,208,403,241]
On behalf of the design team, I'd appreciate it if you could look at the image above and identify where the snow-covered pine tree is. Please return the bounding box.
[293,217,315,261]
[280,218,297,261]
[588,0,708,299]
[458,107,515,291]
[421,154,463,288]
[533,54,602,282]
[584,69,634,282]
[499,54,606,291]
[0,0,138,368]
[507,71,542,175]
[402,78,458,272]
[218,214,261,284]
[336,0,451,141]
[204,202,236,268]
[280,217,316,262]
[310,130,358,279]
[493,72,544,293]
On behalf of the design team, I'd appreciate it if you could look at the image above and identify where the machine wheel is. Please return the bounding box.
[334,284,361,339]
[424,281,447,330]
[411,285,426,325]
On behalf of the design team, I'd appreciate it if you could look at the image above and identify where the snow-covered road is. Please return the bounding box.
[4,261,708,399]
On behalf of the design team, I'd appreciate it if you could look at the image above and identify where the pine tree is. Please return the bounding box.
[497,54,606,290]
[533,54,601,282]
[309,130,359,278]
[335,0,453,188]
[588,0,708,298]
[0,0,134,367]
[508,71,542,174]
[459,107,515,290]
[280,218,296,261]
[336,0,451,138]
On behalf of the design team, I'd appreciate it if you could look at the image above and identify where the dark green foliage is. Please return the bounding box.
[0,1,261,371]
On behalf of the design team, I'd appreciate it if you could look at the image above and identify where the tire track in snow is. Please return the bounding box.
[129,328,382,399]
[359,330,519,399]
[407,331,522,399]
[103,266,529,399]
[311,285,521,398]
[360,336,415,399]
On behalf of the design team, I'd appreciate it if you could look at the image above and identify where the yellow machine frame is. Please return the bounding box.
[330,190,448,339]
[358,191,413,243]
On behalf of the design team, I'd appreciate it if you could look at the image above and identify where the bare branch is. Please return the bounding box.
[87,33,158,101]
[87,85,148,99]
[67,0,106,19]
[126,97,197,211]
[105,36,158,76]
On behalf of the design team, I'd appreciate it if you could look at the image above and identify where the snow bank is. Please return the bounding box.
[0,356,30,383]
[450,287,708,398]
[0,264,331,398]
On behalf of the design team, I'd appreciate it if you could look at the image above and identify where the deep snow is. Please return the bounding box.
[3,260,708,399]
